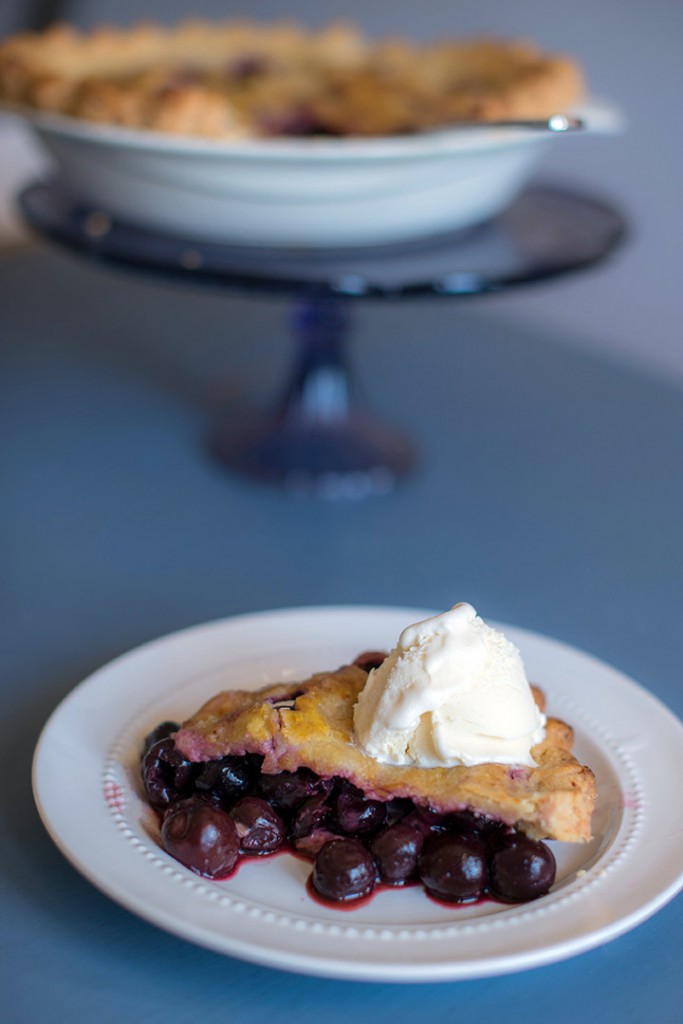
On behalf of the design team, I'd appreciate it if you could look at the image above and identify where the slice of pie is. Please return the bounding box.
[174,662,596,843]
[0,19,585,139]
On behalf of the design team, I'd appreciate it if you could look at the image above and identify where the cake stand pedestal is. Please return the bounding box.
[20,181,625,497]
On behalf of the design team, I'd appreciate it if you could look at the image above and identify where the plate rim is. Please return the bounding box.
[32,604,683,982]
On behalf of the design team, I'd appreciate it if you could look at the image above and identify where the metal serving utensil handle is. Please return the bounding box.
[452,114,585,132]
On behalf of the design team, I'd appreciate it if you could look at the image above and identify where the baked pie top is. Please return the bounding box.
[0,19,585,139]
[175,663,596,843]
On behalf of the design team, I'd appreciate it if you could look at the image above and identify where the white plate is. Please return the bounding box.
[32,606,683,983]
[8,99,621,247]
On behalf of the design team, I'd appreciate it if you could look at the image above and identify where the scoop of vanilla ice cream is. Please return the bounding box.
[352,603,546,768]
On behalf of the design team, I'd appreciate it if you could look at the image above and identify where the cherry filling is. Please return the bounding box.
[140,722,557,905]
[161,798,239,879]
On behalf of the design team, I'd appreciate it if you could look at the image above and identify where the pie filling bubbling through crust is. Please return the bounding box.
[0,20,585,139]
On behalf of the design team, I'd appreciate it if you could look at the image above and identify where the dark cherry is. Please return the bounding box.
[257,769,320,814]
[141,737,198,808]
[469,813,507,837]
[291,793,330,840]
[161,798,239,878]
[402,805,450,836]
[384,797,414,827]
[488,834,556,902]
[353,651,389,672]
[229,797,286,855]
[332,783,386,836]
[142,720,180,757]
[419,833,488,902]
[194,755,254,804]
[293,827,340,857]
[443,810,503,841]
[312,838,377,902]
[370,822,424,885]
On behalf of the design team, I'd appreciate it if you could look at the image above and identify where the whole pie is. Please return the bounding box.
[0,19,585,139]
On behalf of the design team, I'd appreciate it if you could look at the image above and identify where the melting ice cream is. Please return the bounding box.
[353,603,546,768]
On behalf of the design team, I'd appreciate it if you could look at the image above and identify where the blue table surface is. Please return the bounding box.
[1,244,682,1023]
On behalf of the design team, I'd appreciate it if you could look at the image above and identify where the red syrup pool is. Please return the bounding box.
[210,844,292,882]
[424,891,506,911]
[305,872,420,911]
[304,873,509,912]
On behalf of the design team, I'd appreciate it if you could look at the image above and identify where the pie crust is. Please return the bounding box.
[0,20,585,139]
[174,663,596,843]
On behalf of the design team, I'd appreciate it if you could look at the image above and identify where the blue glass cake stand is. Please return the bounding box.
[20,180,625,497]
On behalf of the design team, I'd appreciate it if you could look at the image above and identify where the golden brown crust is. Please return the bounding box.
[0,20,585,139]
[175,665,596,843]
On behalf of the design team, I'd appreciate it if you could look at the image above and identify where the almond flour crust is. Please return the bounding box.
[0,20,585,139]
[175,664,596,843]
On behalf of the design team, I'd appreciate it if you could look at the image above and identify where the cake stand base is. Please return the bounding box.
[208,299,416,498]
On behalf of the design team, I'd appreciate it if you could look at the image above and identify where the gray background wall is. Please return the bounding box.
[2,0,682,383]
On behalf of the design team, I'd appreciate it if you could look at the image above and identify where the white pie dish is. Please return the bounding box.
[8,98,620,247]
